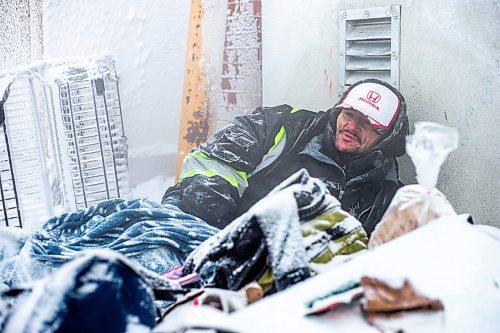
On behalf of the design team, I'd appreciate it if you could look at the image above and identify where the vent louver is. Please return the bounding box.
[339,6,401,95]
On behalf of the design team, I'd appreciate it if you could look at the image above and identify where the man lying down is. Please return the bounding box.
[0,79,409,331]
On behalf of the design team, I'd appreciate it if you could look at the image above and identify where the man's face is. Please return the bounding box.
[335,109,383,154]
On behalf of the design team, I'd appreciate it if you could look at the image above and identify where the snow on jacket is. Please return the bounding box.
[163,79,409,235]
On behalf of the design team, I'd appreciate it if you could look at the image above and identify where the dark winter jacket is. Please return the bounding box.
[162,79,409,235]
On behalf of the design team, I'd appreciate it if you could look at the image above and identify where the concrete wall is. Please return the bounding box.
[262,0,500,226]
[215,0,262,130]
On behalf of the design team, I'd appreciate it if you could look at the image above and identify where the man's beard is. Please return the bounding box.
[335,129,362,154]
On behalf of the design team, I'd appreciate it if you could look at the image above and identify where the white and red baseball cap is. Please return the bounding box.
[335,82,400,132]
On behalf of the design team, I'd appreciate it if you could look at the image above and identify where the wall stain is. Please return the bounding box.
[324,69,333,96]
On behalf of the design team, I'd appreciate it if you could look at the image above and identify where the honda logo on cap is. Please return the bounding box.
[367,91,381,103]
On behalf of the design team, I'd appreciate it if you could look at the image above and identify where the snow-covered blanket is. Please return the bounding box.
[1,250,159,333]
[0,198,218,290]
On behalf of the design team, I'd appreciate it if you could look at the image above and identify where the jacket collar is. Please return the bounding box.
[299,134,399,186]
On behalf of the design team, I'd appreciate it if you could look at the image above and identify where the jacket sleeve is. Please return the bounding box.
[176,105,292,228]
[360,181,401,236]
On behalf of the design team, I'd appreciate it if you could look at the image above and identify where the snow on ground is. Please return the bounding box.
[131,175,175,203]
[226,217,500,333]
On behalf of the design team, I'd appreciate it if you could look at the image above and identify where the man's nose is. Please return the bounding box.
[346,116,362,131]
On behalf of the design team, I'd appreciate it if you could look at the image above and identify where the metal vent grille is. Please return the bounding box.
[57,66,128,210]
[339,6,401,95]
[0,57,129,229]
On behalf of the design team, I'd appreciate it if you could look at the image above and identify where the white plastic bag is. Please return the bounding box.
[369,122,459,247]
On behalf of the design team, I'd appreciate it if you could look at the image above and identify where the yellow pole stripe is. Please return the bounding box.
[290,107,300,113]
[176,0,213,181]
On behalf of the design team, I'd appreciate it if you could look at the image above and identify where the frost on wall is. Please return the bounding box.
[0,0,30,69]
[0,0,44,70]
[216,0,263,129]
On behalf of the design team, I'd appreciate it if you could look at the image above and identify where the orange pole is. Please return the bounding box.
[176,0,214,180]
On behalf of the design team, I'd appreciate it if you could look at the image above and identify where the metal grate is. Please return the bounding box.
[0,57,129,229]
[339,6,401,95]
[0,73,62,229]
[56,65,128,210]
[0,123,22,227]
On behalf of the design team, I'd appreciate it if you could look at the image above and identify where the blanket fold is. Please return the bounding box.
[0,198,218,290]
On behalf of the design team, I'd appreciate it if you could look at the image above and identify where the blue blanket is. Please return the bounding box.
[0,198,218,290]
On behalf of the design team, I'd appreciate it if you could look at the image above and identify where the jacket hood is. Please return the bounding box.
[328,78,409,158]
